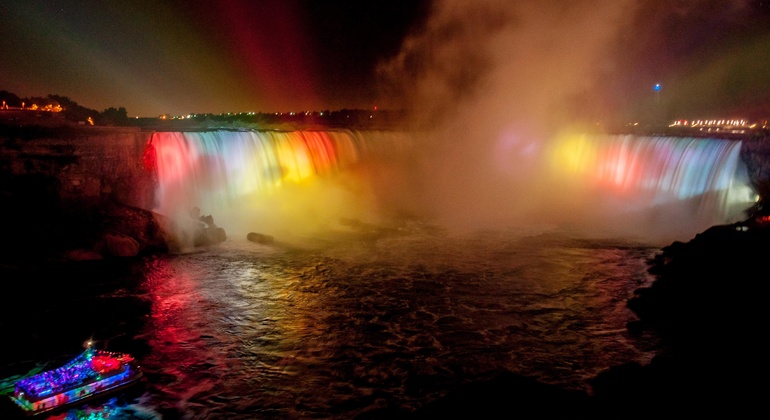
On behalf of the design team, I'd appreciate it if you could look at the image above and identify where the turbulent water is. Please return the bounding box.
[0,223,665,419]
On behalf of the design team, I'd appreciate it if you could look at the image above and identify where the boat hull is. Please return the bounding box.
[9,342,143,416]
[9,360,143,417]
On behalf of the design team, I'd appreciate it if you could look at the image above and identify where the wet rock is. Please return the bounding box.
[247,232,274,244]
[101,233,141,257]
[99,203,167,249]
[198,226,227,245]
[190,207,226,246]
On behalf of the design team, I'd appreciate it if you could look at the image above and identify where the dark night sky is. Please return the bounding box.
[1,0,769,120]
[0,0,430,116]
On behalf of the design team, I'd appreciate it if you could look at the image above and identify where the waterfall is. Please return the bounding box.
[146,129,413,245]
[548,134,755,240]
[146,130,755,246]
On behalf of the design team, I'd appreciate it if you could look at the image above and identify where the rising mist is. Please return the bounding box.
[370,0,756,243]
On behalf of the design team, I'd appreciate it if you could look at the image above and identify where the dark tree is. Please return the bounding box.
[0,90,22,107]
[99,106,129,126]
[40,95,99,123]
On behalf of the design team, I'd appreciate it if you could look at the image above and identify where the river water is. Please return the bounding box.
[0,222,661,419]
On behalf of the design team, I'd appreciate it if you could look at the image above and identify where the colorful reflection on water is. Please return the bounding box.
[123,227,661,418]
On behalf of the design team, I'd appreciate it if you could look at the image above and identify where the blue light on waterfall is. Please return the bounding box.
[150,130,754,242]
[550,133,754,224]
[149,130,413,218]
[654,83,661,91]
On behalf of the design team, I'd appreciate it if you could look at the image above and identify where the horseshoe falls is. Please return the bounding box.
[147,130,755,247]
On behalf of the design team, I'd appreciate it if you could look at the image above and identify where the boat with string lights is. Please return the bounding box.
[8,341,143,416]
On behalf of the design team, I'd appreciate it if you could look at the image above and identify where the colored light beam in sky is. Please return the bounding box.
[0,1,249,116]
[0,0,429,117]
[3,1,769,120]
[213,2,320,110]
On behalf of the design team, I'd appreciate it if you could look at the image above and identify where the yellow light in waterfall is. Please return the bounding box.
[550,133,597,176]
[274,135,315,183]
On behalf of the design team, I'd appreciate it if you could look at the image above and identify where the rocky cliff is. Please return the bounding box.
[740,133,770,202]
[0,125,161,262]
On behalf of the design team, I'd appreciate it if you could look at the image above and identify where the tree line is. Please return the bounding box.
[0,89,129,126]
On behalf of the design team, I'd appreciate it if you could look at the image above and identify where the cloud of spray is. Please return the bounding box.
[369,0,757,243]
[221,171,386,243]
[374,1,636,231]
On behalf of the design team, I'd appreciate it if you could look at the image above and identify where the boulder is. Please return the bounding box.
[247,232,274,244]
[203,226,227,244]
[101,233,141,257]
[97,203,168,253]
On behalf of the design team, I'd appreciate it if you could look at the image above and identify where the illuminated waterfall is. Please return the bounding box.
[548,134,755,240]
[146,129,755,246]
[147,129,412,244]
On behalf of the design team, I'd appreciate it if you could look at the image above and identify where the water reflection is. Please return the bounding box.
[129,228,659,418]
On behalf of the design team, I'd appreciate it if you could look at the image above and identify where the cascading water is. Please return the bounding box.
[146,129,755,248]
[547,133,755,241]
[147,129,414,248]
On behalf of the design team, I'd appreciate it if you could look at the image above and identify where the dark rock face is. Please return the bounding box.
[0,126,160,262]
[628,220,768,343]
[60,203,170,260]
[0,127,156,210]
[740,135,770,200]
[590,218,770,414]
[0,195,170,263]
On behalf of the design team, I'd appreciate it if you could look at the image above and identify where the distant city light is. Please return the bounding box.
[667,117,761,134]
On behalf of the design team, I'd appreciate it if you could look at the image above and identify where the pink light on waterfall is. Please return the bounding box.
[149,131,350,215]
[548,132,755,240]
[146,130,411,246]
[146,127,753,246]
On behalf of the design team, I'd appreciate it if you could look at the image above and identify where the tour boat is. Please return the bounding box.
[9,341,143,416]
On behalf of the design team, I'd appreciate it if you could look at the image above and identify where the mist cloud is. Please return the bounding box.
[375,1,633,232]
[370,0,758,241]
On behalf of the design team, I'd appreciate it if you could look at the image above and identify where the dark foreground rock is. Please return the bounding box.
[591,217,769,415]
[0,200,170,263]
[92,202,170,257]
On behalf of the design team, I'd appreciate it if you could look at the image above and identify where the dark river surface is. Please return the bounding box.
[0,224,663,419]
